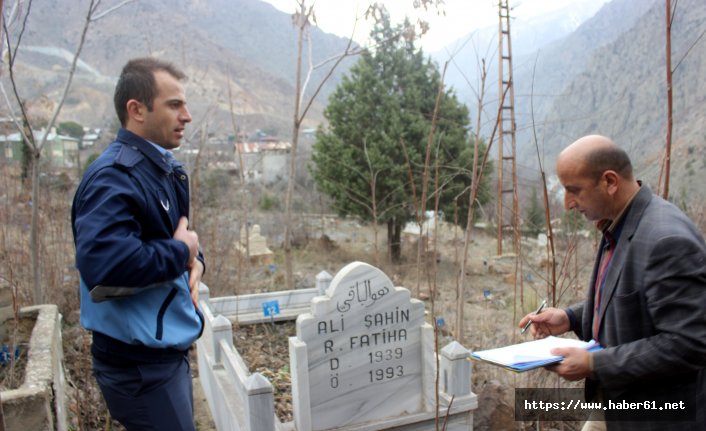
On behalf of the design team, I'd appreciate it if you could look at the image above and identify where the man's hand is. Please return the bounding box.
[188,259,204,309]
[174,216,199,265]
[518,307,571,339]
[174,216,202,309]
[546,347,592,381]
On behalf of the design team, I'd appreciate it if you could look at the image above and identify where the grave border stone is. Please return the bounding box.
[196,262,477,431]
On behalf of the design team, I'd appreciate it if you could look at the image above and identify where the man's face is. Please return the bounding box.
[557,162,611,222]
[141,70,192,150]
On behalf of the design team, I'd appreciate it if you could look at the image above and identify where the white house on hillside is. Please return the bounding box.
[234,138,291,184]
[0,128,80,168]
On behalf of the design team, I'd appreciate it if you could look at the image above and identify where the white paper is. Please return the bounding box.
[473,336,599,366]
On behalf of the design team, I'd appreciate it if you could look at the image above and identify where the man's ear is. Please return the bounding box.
[603,170,619,195]
[126,99,145,123]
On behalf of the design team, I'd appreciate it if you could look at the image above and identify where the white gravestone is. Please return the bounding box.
[289,262,427,430]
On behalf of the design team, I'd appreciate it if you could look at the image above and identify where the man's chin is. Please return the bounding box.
[578,211,594,221]
[162,140,181,150]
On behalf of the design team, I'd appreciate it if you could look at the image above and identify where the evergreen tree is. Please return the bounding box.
[311,13,491,262]
[58,121,85,139]
[525,188,545,236]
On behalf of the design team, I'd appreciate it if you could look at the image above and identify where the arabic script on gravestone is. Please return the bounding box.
[295,262,426,429]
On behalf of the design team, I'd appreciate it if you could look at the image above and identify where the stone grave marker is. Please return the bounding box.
[235,224,274,264]
[289,261,428,430]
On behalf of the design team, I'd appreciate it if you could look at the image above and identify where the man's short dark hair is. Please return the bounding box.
[113,58,187,127]
[584,145,633,181]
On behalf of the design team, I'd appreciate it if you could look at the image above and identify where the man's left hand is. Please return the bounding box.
[546,347,592,381]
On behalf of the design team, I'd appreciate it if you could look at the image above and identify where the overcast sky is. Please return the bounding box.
[262,0,610,52]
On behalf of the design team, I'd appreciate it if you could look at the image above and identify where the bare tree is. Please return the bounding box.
[283,0,363,290]
[455,74,509,342]
[660,0,674,200]
[227,72,251,298]
[0,0,135,303]
[362,138,382,265]
[529,54,557,306]
[658,0,706,200]
[436,29,499,342]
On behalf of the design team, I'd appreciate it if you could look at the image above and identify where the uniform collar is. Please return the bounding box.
[117,128,179,173]
[147,140,181,171]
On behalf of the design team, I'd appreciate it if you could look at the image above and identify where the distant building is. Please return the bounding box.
[234,139,291,184]
[301,127,317,139]
[0,128,80,168]
[80,127,102,147]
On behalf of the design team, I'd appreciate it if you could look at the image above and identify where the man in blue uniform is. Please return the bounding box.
[72,57,204,430]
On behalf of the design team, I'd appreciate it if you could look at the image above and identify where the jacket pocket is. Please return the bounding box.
[156,287,178,340]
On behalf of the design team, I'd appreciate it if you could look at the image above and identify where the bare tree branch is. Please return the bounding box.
[90,0,137,21]
[1,0,135,303]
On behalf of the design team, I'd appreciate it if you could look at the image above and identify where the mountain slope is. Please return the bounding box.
[534,0,706,203]
[511,0,659,134]
[4,0,356,136]
[432,0,610,110]
[433,0,705,205]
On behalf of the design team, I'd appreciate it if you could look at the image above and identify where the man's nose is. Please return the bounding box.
[564,195,574,210]
[180,107,192,123]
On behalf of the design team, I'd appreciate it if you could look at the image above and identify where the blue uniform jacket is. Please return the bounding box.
[72,128,204,352]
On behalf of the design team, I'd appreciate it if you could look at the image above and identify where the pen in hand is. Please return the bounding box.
[521,299,547,334]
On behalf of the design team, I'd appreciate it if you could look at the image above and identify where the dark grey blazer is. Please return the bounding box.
[569,185,706,430]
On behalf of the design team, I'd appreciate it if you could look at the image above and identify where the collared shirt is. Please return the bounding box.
[591,185,642,340]
[595,184,641,239]
[148,140,167,155]
[147,141,178,170]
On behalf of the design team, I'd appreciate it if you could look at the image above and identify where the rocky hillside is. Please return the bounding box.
[4,0,356,136]
[435,0,706,205]
[4,0,705,205]
[533,0,706,203]
[433,0,611,109]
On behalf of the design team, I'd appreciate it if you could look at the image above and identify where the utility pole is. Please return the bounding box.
[496,0,520,256]
[497,0,525,337]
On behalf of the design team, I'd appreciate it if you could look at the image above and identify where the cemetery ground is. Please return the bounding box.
[185,217,595,431]
[1,173,594,430]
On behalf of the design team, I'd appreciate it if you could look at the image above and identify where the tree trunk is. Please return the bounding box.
[21,120,33,181]
[387,219,402,263]
[284,3,307,291]
[30,150,42,304]
[662,0,673,199]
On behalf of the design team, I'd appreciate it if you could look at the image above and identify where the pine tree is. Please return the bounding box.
[311,12,491,262]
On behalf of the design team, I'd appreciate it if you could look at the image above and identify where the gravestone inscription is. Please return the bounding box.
[290,261,427,430]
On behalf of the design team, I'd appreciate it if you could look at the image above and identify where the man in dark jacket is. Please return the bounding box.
[72,57,204,431]
[519,135,706,431]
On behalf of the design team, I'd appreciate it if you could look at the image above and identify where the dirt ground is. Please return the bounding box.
[48,211,596,430]
[191,218,597,430]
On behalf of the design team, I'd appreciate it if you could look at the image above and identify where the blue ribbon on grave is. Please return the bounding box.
[0,344,20,366]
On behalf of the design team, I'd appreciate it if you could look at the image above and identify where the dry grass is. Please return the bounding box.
[0,160,614,430]
[0,316,34,390]
[219,220,595,430]
[233,321,296,423]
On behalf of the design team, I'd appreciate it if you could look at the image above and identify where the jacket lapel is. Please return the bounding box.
[594,186,653,334]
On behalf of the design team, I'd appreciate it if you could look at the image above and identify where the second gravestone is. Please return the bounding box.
[289,261,429,430]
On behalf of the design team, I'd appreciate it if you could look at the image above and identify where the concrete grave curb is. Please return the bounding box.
[0,305,67,431]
